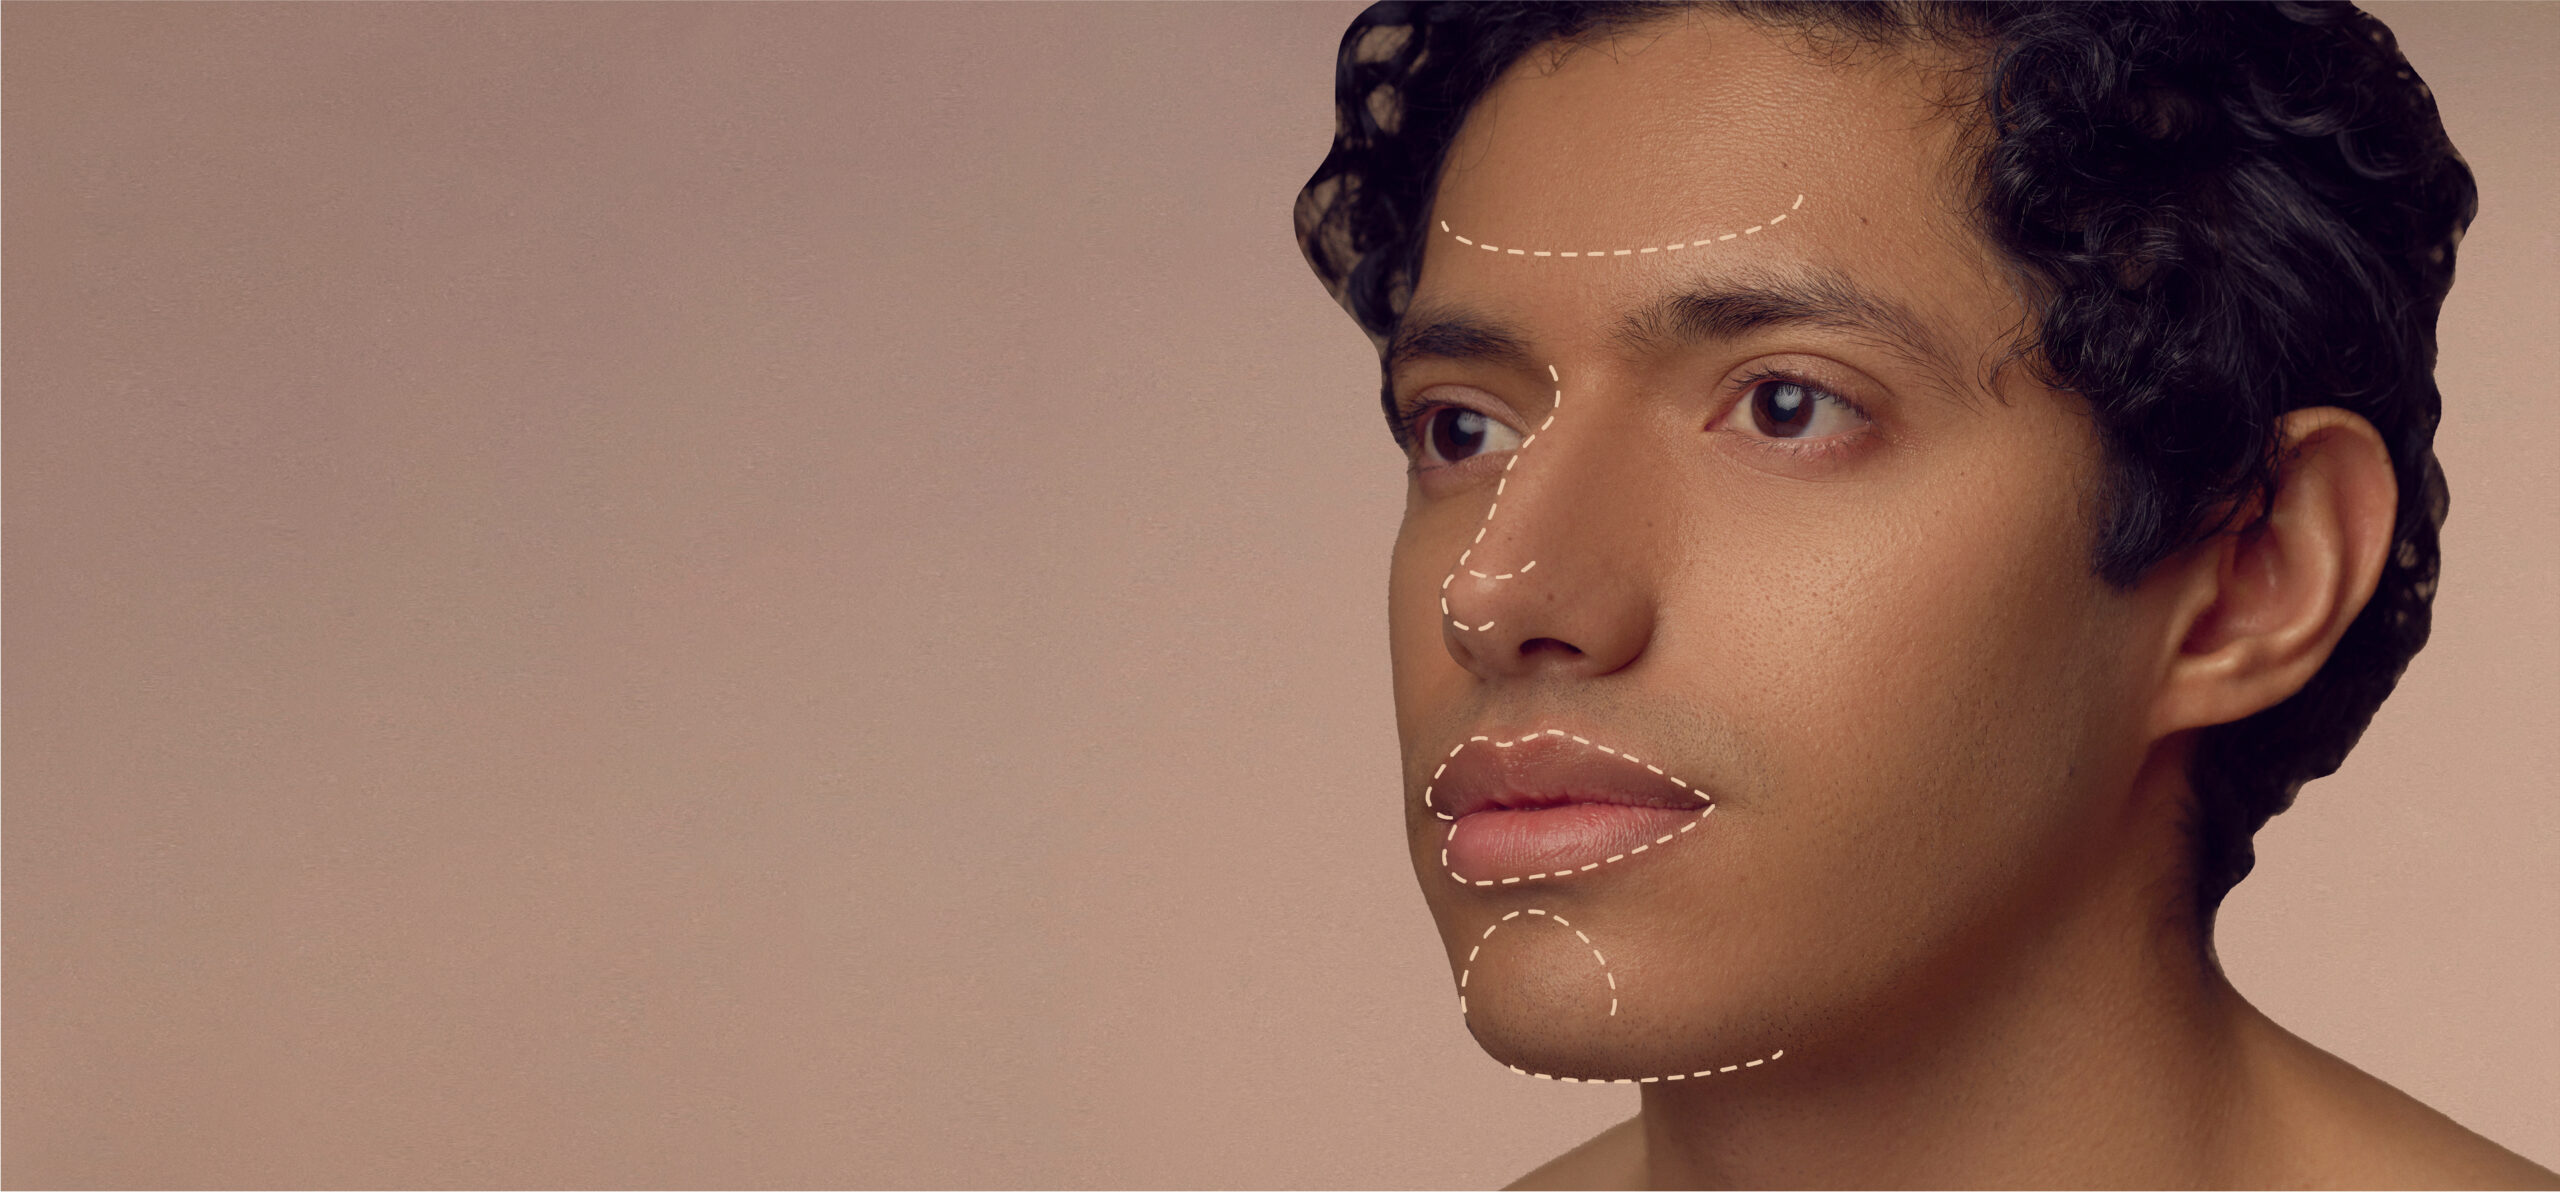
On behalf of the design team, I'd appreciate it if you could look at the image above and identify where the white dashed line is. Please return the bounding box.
[1461,909,1785,1083]
[1428,196,1808,1088]
[1436,195,1804,260]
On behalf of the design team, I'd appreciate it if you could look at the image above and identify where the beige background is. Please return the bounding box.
[3,3,2551,1187]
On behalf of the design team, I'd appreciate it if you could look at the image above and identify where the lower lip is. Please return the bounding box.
[1443,803,1707,882]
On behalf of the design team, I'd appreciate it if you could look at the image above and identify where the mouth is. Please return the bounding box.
[1427,729,1714,885]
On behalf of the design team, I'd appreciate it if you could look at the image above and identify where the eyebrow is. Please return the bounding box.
[1616,267,1958,372]
[1386,267,1961,379]
[1384,315,1538,376]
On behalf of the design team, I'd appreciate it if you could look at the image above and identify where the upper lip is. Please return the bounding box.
[1429,730,1710,820]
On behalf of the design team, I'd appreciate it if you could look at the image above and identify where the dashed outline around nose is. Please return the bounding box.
[1442,364,1562,635]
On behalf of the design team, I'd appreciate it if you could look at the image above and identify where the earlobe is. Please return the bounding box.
[2148,407,2399,736]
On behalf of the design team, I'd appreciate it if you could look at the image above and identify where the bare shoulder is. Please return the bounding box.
[1505,1115,1647,1191]
[2247,1013,2560,1189]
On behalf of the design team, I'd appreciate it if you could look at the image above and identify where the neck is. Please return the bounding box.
[1638,753,2263,1188]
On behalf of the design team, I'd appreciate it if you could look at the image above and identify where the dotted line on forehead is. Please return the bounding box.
[1439,193,1804,258]
[1464,908,1785,1084]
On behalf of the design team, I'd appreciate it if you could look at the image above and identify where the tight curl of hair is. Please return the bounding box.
[1295,1,2476,925]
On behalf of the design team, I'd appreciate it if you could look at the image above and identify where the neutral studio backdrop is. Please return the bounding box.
[5,3,2553,1187]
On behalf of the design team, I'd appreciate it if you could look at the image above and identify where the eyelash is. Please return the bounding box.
[1391,401,1490,472]
[1390,395,1447,453]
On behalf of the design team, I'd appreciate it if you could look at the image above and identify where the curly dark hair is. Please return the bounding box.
[1295,1,2475,926]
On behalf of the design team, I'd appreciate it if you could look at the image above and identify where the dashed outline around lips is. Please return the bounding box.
[1427,728,1715,886]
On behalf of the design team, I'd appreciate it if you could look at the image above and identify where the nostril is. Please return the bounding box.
[1519,637,1585,657]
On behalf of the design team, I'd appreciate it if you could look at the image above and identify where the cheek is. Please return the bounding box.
[1680,451,2121,921]
[1386,506,1459,730]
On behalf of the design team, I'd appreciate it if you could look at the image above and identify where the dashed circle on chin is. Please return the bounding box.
[1463,907,1785,1084]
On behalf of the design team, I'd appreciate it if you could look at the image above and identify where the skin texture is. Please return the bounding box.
[1381,13,2559,1189]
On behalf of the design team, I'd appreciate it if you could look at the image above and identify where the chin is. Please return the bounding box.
[1428,881,1804,1085]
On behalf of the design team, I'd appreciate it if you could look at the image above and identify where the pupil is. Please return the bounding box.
[1432,408,1488,460]
[1754,381,1812,437]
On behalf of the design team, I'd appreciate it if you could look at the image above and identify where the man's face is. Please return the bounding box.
[1390,15,2162,1080]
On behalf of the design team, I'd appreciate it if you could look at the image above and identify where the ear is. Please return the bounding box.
[2145,407,2400,737]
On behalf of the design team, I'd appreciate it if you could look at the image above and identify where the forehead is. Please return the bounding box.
[1420,14,2012,360]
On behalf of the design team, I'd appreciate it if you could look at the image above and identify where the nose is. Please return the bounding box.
[1440,379,1660,682]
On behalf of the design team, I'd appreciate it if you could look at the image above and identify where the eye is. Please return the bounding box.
[1417,405,1525,467]
[1719,375,1868,443]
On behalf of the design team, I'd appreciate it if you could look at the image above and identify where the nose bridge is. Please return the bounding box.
[1440,364,1567,633]
[1442,365,1659,675]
